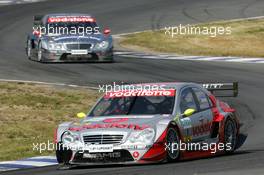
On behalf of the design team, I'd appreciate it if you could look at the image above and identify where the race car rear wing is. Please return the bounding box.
[202,82,238,97]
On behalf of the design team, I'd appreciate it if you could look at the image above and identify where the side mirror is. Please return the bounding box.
[183,108,195,117]
[103,28,111,35]
[76,112,86,119]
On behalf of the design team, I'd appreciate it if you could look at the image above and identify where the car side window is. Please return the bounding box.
[192,88,211,110]
[180,88,197,114]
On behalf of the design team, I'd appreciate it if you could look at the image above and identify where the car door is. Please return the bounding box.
[191,87,214,141]
[178,87,203,143]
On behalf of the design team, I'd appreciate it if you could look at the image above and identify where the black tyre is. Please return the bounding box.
[56,143,72,164]
[37,42,43,62]
[224,119,237,153]
[56,143,64,164]
[166,127,180,162]
[26,40,32,59]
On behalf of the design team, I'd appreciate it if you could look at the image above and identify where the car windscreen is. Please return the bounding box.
[89,90,175,116]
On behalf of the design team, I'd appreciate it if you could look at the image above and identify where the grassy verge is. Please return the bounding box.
[120,18,264,57]
[0,82,101,161]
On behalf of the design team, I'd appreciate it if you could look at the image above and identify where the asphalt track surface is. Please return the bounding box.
[1,0,264,174]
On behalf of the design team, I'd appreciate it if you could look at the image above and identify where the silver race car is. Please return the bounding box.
[54,82,241,168]
[26,14,113,62]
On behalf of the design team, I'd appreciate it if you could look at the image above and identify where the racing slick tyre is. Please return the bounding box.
[224,118,237,154]
[26,40,32,60]
[166,127,180,162]
[56,143,64,164]
[56,143,72,165]
[37,42,44,62]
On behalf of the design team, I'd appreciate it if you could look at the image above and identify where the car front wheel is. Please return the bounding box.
[166,127,180,162]
[56,143,72,165]
[37,42,43,62]
[26,40,31,59]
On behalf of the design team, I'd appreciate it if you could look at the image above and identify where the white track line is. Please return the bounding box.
[0,156,57,172]
[0,0,45,5]
[0,1,13,3]
[0,161,56,167]
[115,51,264,63]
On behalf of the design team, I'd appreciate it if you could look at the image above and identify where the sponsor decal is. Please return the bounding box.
[133,151,140,158]
[103,118,129,123]
[88,144,113,153]
[192,120,212,136]
[48,17,95,23]
[104,90,175,98]
[83,152,121,159]
[202,83,224,89]
[69,123,149,131]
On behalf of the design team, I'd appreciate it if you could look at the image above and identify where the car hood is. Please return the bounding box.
[68,115,171,135]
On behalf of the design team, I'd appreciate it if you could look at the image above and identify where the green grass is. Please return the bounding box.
[0,82,101,161]
[120,18,264,57]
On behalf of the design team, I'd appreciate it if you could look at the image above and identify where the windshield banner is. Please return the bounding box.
[104,89,175,98]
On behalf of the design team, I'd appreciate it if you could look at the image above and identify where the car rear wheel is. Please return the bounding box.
[166,127,180,162]
[224,119,237,153]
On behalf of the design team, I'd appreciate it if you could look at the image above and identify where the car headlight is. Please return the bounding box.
[61,131,79,145]
[48,42,65,50]
[128,128,155,144]
[94,41,109,50]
